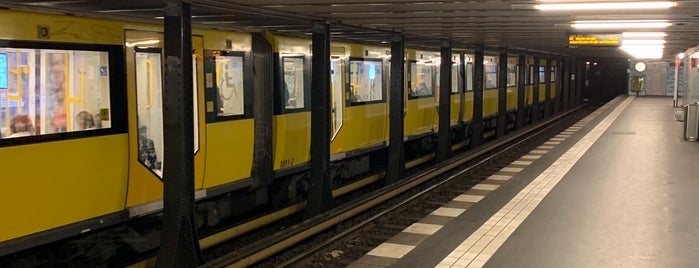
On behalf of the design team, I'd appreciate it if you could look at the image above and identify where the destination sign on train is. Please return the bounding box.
[568,34,620,47]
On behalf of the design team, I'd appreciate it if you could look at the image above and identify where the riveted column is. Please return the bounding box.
[516,54,526,129]
[471,45,484,147]
[436,40,452,162]
[158,1,202,267]
[496,51,507,138]
[562,57,570,110]
[544,58,552,117]
[251,33,274,205]
[386,33,406,184]
[531,56,540,123]
[305,22,333,218]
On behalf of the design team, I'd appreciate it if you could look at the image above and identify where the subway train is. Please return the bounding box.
[0,9,557,265]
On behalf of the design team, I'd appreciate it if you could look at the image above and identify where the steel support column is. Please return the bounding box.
[386,33,406,184]
[555,57,563,113]
[436,41,452,162]
[531,56,540,123]
[516,54,526,129]
[471,45,484,147]
[251,33,274,204]
[544,58,552,117]
[158,1,201,267]
[562,57,570,110]
[305,22,333,217]
[575,59,582,105]
[496,51,507,138]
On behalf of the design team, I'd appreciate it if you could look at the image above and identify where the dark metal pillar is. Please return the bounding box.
[305,22,333,218]
[386,33,406,184]
[471,45,484,147]
[158,1,201,267]
[496,51,507,138]
[574,59,581,106]
[562,57,570,110]
[251,33,274,204]
[531,56,540,123]
[436,41,452,162]
[544,58,552,117]
[516,54,526,129]
[554,57,562,113]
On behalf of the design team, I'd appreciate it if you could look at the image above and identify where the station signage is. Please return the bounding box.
[568,34,620,47]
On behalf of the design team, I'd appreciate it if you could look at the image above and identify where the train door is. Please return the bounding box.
[124,30,205,209]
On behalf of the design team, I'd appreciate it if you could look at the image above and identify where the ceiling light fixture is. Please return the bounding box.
[622,39,667,45]
[572,20,672,29]
[622,32,667,37]
[537,1,675,11]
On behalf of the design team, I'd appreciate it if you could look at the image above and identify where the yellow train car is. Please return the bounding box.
[404,49,438,140]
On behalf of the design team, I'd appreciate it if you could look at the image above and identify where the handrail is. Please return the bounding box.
[145,58,154,109]
[5,50,28,134]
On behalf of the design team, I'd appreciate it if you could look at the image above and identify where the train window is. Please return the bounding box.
[409,61,434,98]
[528,65,534,85]
[215,55,244,116]
[331,58,343,139]
[282,56,305,110]
[451,62,459,93]
[135,49,164,177]
[484,63,498,89]
[0,47,112,139]
[192,54,199,153]
[348,58,384,104]
[507,64,517,87]
[550,66,556,82]
[466,62,473,91]
[539,66,546,83]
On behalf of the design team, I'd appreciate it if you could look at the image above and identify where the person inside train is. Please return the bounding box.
[7,114,34,138]
[138,124,161,171]
[75,111,96,130]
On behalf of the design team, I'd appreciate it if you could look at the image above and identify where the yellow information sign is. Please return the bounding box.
[568,34,620,47]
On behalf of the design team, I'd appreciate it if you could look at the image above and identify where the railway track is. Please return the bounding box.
[196,103,596,268]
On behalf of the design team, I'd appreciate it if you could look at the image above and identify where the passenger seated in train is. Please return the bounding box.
[413,81,430,96]
[75,111,97,130]
[6,114,34,138]
[138,124,161,171]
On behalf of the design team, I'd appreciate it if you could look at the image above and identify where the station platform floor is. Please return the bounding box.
[349,96,699,268]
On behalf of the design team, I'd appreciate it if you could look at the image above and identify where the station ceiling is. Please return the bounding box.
[2,0,699,60]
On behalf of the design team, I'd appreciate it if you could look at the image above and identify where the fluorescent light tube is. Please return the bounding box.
[572,20,671,29]
[537,1,675,11]
[622,32,667,37]
[622,40,667,45]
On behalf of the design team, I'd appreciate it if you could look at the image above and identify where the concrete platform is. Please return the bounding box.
[349,96,699,268]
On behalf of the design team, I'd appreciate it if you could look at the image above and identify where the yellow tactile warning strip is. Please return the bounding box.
[350,97,628,268]
[436,96,634,268]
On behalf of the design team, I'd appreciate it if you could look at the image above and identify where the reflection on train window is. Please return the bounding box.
[451,63,459,93]
[331,58,343,139]
[135,51,163,177]
[507,64,517,87]
[349,59,383,103]
[539,66,546,83]
[485,63,498,89]
[550,66,556,82]
[409,61,434,98]
[192,55,199,153]
[215,55,244,116]
[466,63,473,91]
[528,65,534,85]
[0,48,111,139]
[282,56,305,109]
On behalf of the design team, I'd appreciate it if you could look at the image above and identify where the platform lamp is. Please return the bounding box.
[674,52,685,107]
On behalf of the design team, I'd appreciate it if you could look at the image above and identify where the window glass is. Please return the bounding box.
[466,63,473,91]
[528,65,534,85]
[192,55,199,153]
[331,59,343,139]
[451,63,459,93]
[282,56,305,109]
[410,61,434,97]
[550,66,556,82]
[1,48,111,139]
[539,66,546,83]
[485,63,498,89]
[135,51,163,177]
[215,55,244,116]
[349,59,383,103]
[507,64,517,87]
